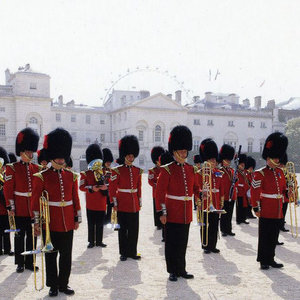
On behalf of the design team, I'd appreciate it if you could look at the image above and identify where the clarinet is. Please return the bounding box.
[228,145,242,202]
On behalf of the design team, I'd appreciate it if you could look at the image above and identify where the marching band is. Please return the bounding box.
[0,124,298,296]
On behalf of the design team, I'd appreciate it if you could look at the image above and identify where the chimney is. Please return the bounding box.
[140,90,150,99]
[205,91,212,102]
[193,96,200,102]
[167,94,172,99]
[175,90,182,104]
[243,99,250,107]
[58,95,63,106]
[5,69,11,84]
[254,96,262,110]
[266,100,275,110]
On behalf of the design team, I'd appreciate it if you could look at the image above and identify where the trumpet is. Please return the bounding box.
[286,162,299,238]
[107,209,120,230]
[22,190,54,291]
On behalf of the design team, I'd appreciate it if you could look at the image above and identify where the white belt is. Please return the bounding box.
[261,193,283,199]
[14,191,32,197]
[166,194,192,201]
[48,200,73,207]
[202,189,219,193]
[238,184,244,187]
[118,188,138,193]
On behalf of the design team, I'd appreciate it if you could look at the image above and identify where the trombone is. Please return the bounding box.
[107,209,120,230]
[22,190,54,291]
[4,215,20,234]
[286,162,299,238]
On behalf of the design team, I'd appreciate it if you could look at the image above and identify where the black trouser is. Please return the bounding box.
[165,222,190,275]
[104,196,113,225]
[86,209,105,245]
[220,201,235,234]
[201,212,219,251]
[280,202,288,230]
[236,197,247,223]
[153,198,162,228]
[15,216,36,267]
[117,211,139,257]
[45,230,73,289]
[257,218,281,265]
[0,215,11,254]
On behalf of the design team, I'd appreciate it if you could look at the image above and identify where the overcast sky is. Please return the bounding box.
[0,0,299,106]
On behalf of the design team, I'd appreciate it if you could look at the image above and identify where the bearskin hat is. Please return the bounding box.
[119,135,139,158]
[37,148,48,165]
[103,148,113,164]
[43,128,72,161]
[66,157,73,168]
[116,157,125,165]
[245,156,256,170]
[219,144,235,161]
[151,146,165,164]
[0,147,9,165]
[15,127,39,156]
[280,153,288,165]
[193,154,202,164]
[159,151,174,165]
[86,143,103,164]
[8,153,17,163]
[262,132,288,160]
[238,153,247,165]
[168,125,192,153]
[199,138,218,161]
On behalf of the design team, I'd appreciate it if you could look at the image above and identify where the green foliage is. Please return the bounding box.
[285,117,300,171]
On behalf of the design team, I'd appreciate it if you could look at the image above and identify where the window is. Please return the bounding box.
[194,119,200,125]
[124,112,127,121]
[193,139,200,151]
[0,124,5,136]
[86,115,91,124]
[30,82,37,90]
[71,115,76,122]
[138,130,144,142]
[248,140,253,153]
[113,115,116,124]
[56,113,61,122]
[155,125,162,142]
[248,121,254,128]
[100,134,105,142]
[228,121,234,127]
[260,122,266,128]
[139,157,145,166]
[118,113,121,122]
[260,140,264,153]
[29,117,38,124]
[207,120,214,126]
[71,132,77,141]
[113,132,117,143]
[226,141,237,150]
[100,119,105,125]
[0,107,5,112]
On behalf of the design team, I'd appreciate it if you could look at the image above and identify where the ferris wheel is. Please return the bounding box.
[101,66,194,104]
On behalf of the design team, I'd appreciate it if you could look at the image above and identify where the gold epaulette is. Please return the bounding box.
[162,162,173,175]
[112,166,120,175]
[193,165,199,174]
[6,163,15,172]
[80,171,86,176]
[64,168,79,181]
[148,167,154,173]
[256,167,265,177]
[140,168,144,175]
[33,172,44,181]
[37,164,44,171]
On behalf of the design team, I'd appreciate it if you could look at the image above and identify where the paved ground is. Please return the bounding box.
[0,174,299,300]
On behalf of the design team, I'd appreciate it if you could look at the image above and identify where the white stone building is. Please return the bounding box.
[0,65,282,170]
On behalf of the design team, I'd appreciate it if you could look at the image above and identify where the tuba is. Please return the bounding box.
[286,162,299,238]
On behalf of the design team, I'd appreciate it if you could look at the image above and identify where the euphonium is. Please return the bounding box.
[286,162,299,238]
[88,159,106,184]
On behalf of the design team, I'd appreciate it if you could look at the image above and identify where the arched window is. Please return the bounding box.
[29,117,38,124]
[155,125,162,142]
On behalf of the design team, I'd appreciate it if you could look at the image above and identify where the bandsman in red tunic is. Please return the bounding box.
[0,147,14,256]
[148,146,165,230]
[109,135,142,261]
[251,132,288,270]
[245,156,257,219]
[193,154,202,210]
[198,139,224,254]
[4,127,40,273]
[80,143,107,248]
[156,126,199,282]
[32,128,81,296]
[219,144,237,237]
[236,154,250,225]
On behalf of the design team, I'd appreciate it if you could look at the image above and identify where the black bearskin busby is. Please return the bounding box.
[119,135,139,158]
[193,154,202,164]
[86,143,103,164]
[15,127,39,156]
[238,154,247,165]
[219,144,235,161]
[280,153,288,165]
[116,157,125,165]
[199,138,218,161]
[168,125,192,153]
[0,147,9,165]
[43,128,72,161]
[103,148,114,164]
[159,151,174,165]
[245,156,256,170]
[262,132,288,160]
[66,157,73,168]
[8,153,17,163]
[37,148,48,165]
[151,146,165,164]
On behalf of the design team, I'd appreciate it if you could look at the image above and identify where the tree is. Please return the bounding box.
[285,117,300,172]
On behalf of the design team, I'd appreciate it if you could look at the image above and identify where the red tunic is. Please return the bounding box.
[31,167,81,232]
[4,161,40,217]
[250,166,286,219]
[79,170,107,211]
[156,162,199,224]
[148,166,160,198]
[237,170,249,207]
[219,166,237,202]
[109,164,142,213]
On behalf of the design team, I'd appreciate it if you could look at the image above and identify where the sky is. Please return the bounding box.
[0,0,299,107]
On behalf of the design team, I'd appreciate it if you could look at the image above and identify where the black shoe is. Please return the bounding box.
[129,255,141,260]
[243,221,250,224]
[87,243,94,248]
[222,232,228,237]
[276,241,284,245]
[25,265,39,272]
[260,263,269,270]
[0,251,3,255]
[49,287,58,297]
[169,273,177,282]
[270,261,284,268]
[204,249,211,254]
[96,243,107,248]
[228,232,236,236]
[4,250,14,256]
[236,222,241,225]
[280,228,289,232]
[211,248,220,253]
[179,272,194,279]
[59,286,75,295]
[16,266,24,273]
[120,255,127,261]
[161,238,165,242]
